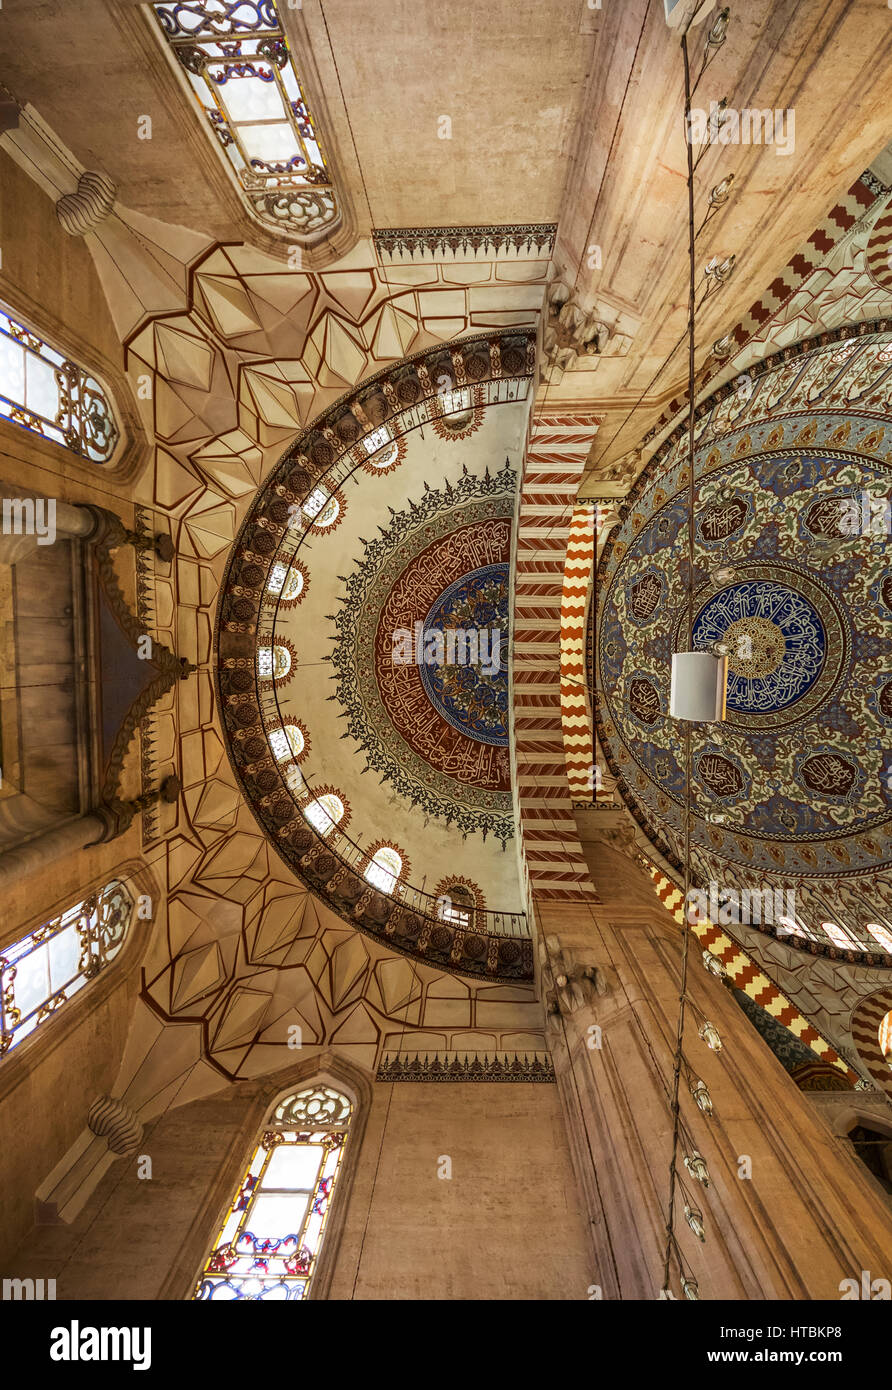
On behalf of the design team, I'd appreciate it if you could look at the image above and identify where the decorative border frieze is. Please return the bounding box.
[376,1050,554,1082]
[372,224,557,263]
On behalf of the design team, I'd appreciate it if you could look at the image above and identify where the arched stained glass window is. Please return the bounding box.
[880,1010,892,1065]
[194,1083,353,1301]
[367,441,399,470]
[303,793,343,836]
[150,1,339,241]
[365,846,402,894]
[0,880,133,1056]
[866,921,892,954]
[820,920,859,951]
[302,487,338,528]
[362,425,391,456]
[0,304,119,462]
[267,562,304,602]
[282,569,304,601]
[439,387,471,417]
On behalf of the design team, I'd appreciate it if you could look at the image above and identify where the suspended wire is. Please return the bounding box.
[661,20,700,1298]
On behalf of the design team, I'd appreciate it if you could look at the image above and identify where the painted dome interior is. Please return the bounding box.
[596,326,892,955]
[218,341,533,955]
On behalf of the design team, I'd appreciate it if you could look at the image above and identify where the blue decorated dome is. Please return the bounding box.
[595,328,892,886]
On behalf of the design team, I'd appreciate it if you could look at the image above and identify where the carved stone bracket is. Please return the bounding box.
[87,1094,144,1157]
[539,933,608,1024]
[55,171,116,237]
[544,281,611,383]
[89,773,181,845]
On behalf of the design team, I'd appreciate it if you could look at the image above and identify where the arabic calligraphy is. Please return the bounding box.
[692,581,825,713]
[696,751,745,798]
[628,676,662,726]
[799,751,858,798]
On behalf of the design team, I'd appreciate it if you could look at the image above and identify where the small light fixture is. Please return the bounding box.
[698,1020,723,1052]
[709,173,734,207]
[703,253,736,286]
[702,949,727,980]
[691,1079,714,1116]
[706,5,730,49]
[684,1203,707,1242]
[670,651,728,722]
[684,1150,710,1187]
[681,1275,701,1300]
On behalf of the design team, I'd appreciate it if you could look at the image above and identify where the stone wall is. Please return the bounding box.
[0,962,140,1267]
[2,1068,593,1301]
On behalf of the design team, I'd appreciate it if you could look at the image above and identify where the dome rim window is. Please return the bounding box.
[303,793,344,837]
[364,845,403,895]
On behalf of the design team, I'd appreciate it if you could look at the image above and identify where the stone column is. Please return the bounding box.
[0,500,97,565]
[0,815,106,896]
[539,844,892,1300]
[0,778,180,898]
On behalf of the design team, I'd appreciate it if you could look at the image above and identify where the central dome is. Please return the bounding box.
[595,326,892,886]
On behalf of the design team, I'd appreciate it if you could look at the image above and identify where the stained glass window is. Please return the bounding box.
[437,883,475,929]
[151,1,339,240]
[866,921,892,953]
[282,569,303,600]
[267,563,304,600]
[0,305,118,462]
[258,644,291,679]
[0,881,133,1056]
[367,441,399,469]
[269,722,304,761]
[194,1083,353,1301]
[365,846,402,894]
[302,487,338,527]
[362,425,391,455]
[439,387,471,416]
[880,1011,892,1063]
[820,920,859,951]
[303,794,343,836]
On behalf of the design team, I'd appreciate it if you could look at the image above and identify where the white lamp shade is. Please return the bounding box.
[664,0,716,28]
[670,651,727,722]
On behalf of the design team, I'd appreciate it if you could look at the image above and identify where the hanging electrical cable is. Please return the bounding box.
[660,2,732,1300]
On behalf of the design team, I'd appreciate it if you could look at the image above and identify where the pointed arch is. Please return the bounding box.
[176,1053,373,1301]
